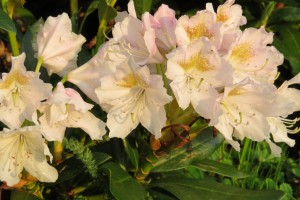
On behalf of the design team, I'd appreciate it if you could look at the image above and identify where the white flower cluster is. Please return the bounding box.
[0,0,299,187]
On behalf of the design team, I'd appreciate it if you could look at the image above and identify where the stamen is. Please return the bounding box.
[230,43,253,63]
[178,53,214,72]
[186,23,212,41]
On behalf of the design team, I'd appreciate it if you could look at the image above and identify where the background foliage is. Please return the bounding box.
[1,0,300,199]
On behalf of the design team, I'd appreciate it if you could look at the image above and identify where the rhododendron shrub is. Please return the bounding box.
[0,0,299,199]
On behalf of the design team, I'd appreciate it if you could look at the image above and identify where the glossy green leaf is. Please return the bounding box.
[100,162,147,200]
[0,9,16,33]
[191,159,249,179]
[273,26,300,74]
[123,138,139,170]
[270,7,300,23]
[10,190,41,200]
[133,0,152,19]
[152,128,224,173]
[153,177,285,200]
[93,152,111,166]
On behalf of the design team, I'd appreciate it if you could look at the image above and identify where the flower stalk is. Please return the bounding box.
[8,32,19,56]
[70,0,78,16]
[53,141,63,163]
[35,57,44,73]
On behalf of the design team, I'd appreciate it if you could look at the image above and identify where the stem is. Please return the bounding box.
[60,76,68,84]
[156,63,172,96]
[8,32,19,56]
[238,139,250,170]
[257,1,276,27]
[95,20,107,50]
[53,141,63,163]
[70,0,78,16]
[135,151,158,180]
[35,57,44,73]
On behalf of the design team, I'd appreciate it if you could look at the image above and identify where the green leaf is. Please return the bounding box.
[123,138,139,170]
[191,159,249,179]
[153,177,285,200]
[133,0,152,19]
[270,7,300,23]
[152,128,224,173]
[100,162,147,200]
[93,152,111,166]
[96,0,117,47]
[279,183,293,200]
[10,190,41,200]
[149,190,177,200]
[0,9,16,33]
[264,178,277,190]
[273,26,300,74]
[292,167,300,177]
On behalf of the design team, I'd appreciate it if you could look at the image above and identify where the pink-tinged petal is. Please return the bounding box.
[47,82,93,112]
[144,28,164,62]
[142,4,177,53]
[110,16,164,65]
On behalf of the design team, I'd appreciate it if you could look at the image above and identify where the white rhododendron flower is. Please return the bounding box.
[264,73,300,155]
[36,13,86,76]
[0,53,52,129]
[226,27,284,83]
[201,79,276,151]
[206,0,246,31]
[67,43,116,104]
[0,126,58,186]
[175,10,222,48]
[96,58,172,138]
[166,38,232,110]
[142,4,177,54]
[206,0,246,54]
[38,82,106,142]
[107,15,164,65]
